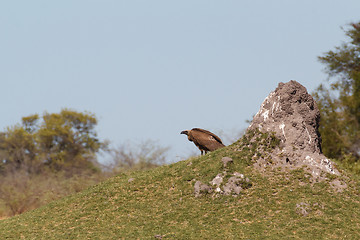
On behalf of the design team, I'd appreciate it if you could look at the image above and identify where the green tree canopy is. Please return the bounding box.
[0,109,107,174]
[314,22,360,165]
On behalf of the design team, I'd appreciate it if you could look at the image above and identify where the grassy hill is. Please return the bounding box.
[0,131,360,239]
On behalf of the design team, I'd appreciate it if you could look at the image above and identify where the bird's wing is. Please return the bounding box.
[190,128,225,151]
[191,128,224,144]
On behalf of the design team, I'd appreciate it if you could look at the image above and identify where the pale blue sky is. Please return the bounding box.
[1,1,359,162]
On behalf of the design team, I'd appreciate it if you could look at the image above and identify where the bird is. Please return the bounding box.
[180,128,225,155]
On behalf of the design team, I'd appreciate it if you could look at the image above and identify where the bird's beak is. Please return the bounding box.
[180,130,188,135]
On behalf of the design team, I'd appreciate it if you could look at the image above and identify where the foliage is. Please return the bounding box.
[0,109,111,217]
[0,111,172,217]
[0,109,107,174]
[314,21,360,165]
[0,137,170,218]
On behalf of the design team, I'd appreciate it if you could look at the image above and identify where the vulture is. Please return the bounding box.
[180,128,225,155]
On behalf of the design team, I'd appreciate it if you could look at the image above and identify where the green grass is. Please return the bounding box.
[1,132,360,239]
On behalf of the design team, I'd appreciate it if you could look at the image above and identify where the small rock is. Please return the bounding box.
[233,172,244,178]
[330,179,348,192]
[296,202,311,216]
[222,157,233,167]
[233,186,242,195]
[223,176,243,195]
[128,178,135,183]
[211,174,224,186]
[194,181,212,197]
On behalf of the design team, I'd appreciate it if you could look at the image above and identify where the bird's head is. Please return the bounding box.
[180,130,189,136]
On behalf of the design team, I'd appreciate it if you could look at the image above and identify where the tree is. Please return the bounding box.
[0,109,107,174]
[314,21,360,165]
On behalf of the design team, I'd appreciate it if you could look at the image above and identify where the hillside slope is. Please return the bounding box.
[0,131,359,239]
[2,81,360,239]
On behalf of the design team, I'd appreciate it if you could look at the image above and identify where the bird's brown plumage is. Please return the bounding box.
[180,128,225,155]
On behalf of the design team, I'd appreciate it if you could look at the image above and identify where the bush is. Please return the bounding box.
[109,140,170,172]
[0,169,106,217]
